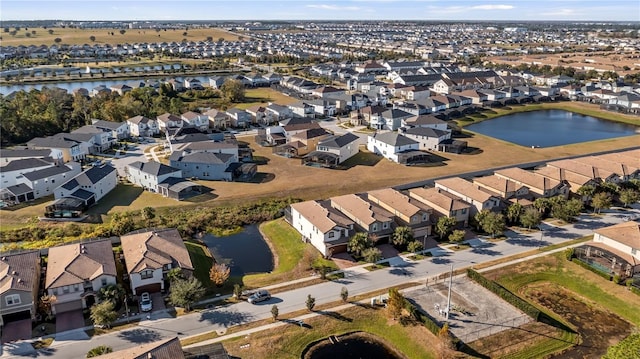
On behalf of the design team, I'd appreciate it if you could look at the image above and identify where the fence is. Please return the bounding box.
[458,314,531,343]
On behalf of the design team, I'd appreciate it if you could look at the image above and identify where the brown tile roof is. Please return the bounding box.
[120,229,194,274]
[367,188,426,218]
[408,187,470,214]
[330,193,393,227]
[586,241,639,267]
[0,251,40,295]
[577,156,638,177]
[547,159,611,180]
[290,200,352,233]
[494,167,562,193]
[99,337,185,359]
[594,221,640,251]
[435,177,496,203]
[45,239,116,289]
[534,166,594,189]
[473,175,519,197]
[597,152,640,169]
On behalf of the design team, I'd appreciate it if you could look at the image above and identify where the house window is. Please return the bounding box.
[52,289,58,296]
[163,264,171,270]
[382,222,389,229]
[5,294,21,306]
[141,270,154,279]
[461,208,467,214]
[328,232,335,238]
[372,224,378,232]
[422,214,428,221]
[101,278,107,286]
[63,286,70,294]
[73,284,79,292]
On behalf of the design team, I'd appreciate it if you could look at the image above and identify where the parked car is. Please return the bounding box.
[140,292,152,312]
[247,290,271,304]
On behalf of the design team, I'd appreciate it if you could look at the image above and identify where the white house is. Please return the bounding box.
[127,115,159,137]
[120,229,194,295]
[402,127,452,151]
[583,221,640,278]
[181,111,210,132]
[45,239,117,314]
[126,161,182,192]
[313,133,361,164]
[55,164,118,206]
[288,200,355,257]
[91,119,130,140]
[367,131,419,163]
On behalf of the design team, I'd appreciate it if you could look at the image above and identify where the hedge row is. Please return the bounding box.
[403,299,441,335]
[467,269,541,320]
[570,258,612,281]
[630,286,640,296]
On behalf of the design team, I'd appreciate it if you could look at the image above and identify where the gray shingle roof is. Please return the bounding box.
[372,132,417,147]
[22,164,74,181]
[128,161,180,176]
[0,158,55,172]
[318,133,359,148]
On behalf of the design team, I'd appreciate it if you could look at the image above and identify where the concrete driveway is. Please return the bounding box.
[1,319,32,343]
[55,310,85,332]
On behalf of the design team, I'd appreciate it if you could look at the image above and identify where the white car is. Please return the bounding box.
[140,292,152,312]
[247,290,271,304]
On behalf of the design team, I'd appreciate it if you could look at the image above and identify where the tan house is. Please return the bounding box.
[367,188,433,239]
[120,229,194,295]
[435,177,501,215]
[546,159,618,184]
[494,167,569,199]
[285,128,332,157]
[408,187,471,226]
[534,165,599,195]
[597,152,640,173]
[330,193,395,240]
[575,221,640,280]
[473,175,530,200]
[574,156,640,183]
[1,251,41,330]
[45,239,117,314]
[98,337,186,359]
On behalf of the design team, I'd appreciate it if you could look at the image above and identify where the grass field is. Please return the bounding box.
[234,88,298,110]
[221,305,438,359]
[1,27,240,47]
[185,241,215,288]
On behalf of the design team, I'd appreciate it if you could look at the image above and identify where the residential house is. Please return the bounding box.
[45,239,117,314]
[110,84,132,96]
[330,193,395,240]
[184,78,204,90]
[209,76,227,89]
[534,165,599,197]
[225,108,251,128]
[126,161,182,192]
[246,105,270,125]
[435,177,501,214]
[472,175,530,200]
[27,136,86,163]
[369,109,414,131]
[310,86,344,99]
[494,167,569,199]
[181,111,209,132]
[573,156,640,183]
[157,113,184,133]
[349,105,386,126]
[367,188,433,239]
[367,131,419,163]
[120,229,194,295]
[288,200,355,257]
[91,119,130,140]
[408,187,471,226]
[265,103,293,122]
[203,108,230,129]
[305,99,337,117]
[402,114,448,130]
[0,251,41,331]
[286,128,333,157]
[306,133,361,165]
[546,159,616,184]
[127,115,159,137]
[97,337,186,359]
[402,127,452,151]
[0,149,62,165]
[577,221,640,279]
[54,164,118,207]
[70,125,114,153]
[0,160,81,204]
[288,101,316,118]
[169,151,237,181]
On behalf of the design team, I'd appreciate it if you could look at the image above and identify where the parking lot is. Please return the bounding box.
[406,277,531,343]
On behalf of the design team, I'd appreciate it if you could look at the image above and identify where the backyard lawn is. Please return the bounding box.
[233,88,298,109]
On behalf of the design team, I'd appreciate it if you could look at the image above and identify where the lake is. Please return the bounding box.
[201,224,274,276]
[305,333,402,359]
[465,110,638,148]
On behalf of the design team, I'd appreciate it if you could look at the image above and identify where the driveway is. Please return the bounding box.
[1,319,32,344]
[151,293,166,312]
[55,310,85,332]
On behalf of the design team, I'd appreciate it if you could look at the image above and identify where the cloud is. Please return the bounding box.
[541,8,578,16]
[471,4,514,10]
[306,4,362,11]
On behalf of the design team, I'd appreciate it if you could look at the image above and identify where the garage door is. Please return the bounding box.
[54,300,83,314]
[2,310,31,323]
[135,283,161,295]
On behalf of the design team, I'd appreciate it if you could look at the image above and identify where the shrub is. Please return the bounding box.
[564,248,575,261]
[613,274,622,285]
[86,345,112,357]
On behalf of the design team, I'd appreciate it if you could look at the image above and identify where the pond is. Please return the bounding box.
[465,110,638,148]
[304,333,403,359]
[201,224,274,276]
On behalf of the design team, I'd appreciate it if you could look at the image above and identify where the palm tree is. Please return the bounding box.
[98,284,124,305]
[391,226,413,249]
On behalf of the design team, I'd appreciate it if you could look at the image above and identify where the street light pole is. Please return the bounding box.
[446,263,453,322]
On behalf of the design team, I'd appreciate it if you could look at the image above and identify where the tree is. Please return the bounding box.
[89,35,96,42]
[519,207,542,229]
[435,216,457,240]
[220,79,245,102]
[167,268,183,282]
[391,226,413,249]
[407,240,423,253]
[591,192,612,214]
[86,345,113,357]
[141,206,156,226]
[168,277,205,311]
[270,305,279,321]
[577,184,597,203]
[602,332,640,359]
[362,247,382,263]
[54,37,62,44]
[119,29,126,35]
[209,263,231,287]
[305,294,316,311]
[506,202,523,225]
[340,287,349,302]
[347,232,370,257]
[448,229,466,245]
[90,300,118,329]
[183,31,188,37]
[38,295,56,321]
[97,284,124,305]
[619,188,639,207]
[478,211,506,238]
[533,197,551,214]
[386,288,404,320]
[109,213,135,236]
[48,29,54,35]
[233,284,243,299]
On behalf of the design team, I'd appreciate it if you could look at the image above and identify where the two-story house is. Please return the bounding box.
[367,132,419,164]
[408,187,471,226]
[494,167,569,199]
[435,177,501,215]
[45,239,117,314]
[0,251,41,335]
[330,193,395,241]
[307,133,361,166]
[91,119,130,140]
[120,229,194,295]
[54,164,118,207]
[181,111,210,132]
[367,188,433,239]
[126,161,182,192]
[579,221,640,279]
[127,115,159,137]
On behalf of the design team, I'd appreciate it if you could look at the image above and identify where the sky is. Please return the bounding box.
[2,0,639,22]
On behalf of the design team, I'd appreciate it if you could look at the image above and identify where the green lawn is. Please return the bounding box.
[185,241,215,288]
[492,252,640,326]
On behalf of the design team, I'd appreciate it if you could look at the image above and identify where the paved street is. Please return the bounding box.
[1,206,638,358]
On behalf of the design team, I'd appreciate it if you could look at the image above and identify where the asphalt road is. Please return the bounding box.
[4,205,638,359]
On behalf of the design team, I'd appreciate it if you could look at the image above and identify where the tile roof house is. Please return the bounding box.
[367,188,433,238]
[577,221,640,280]
[330,193,394,239]
[435,177,501,215]
[495,167,569,199]
[288,200,355,257]
[472,174,530,200]
[408,187,471,226]
[0,251,41,330]
[45,239,117,314]
[120,229,194,295]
